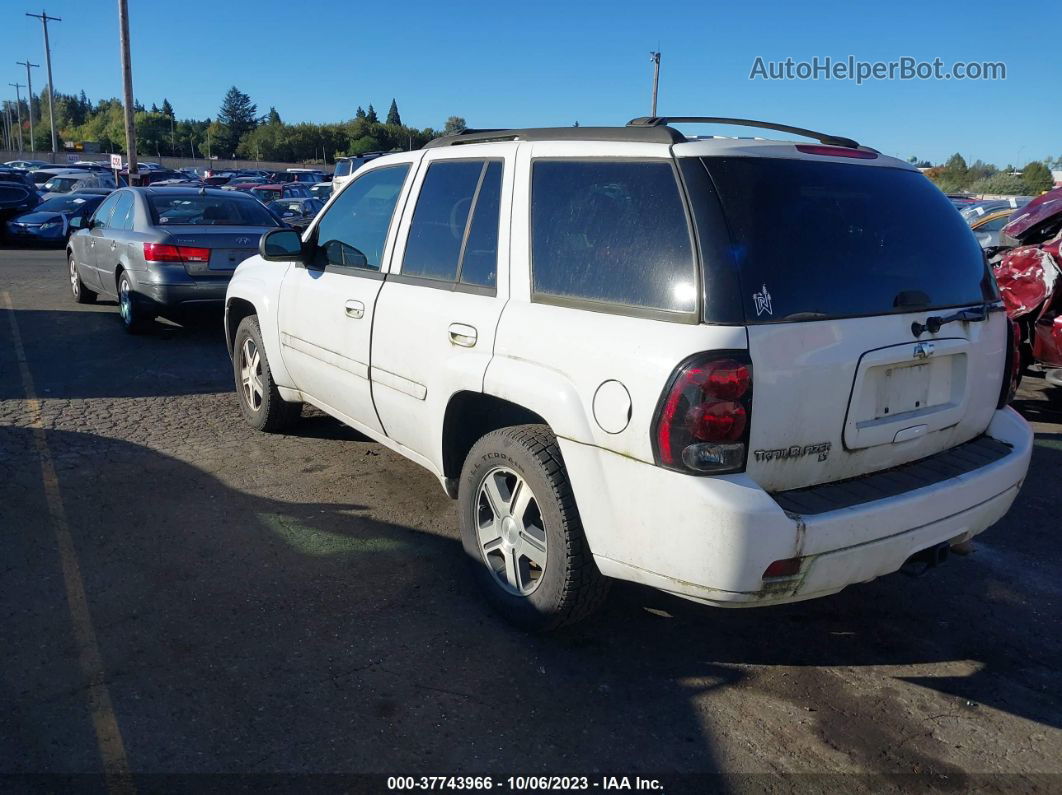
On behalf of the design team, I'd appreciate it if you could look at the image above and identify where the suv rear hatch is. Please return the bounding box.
[683,150,1005,493]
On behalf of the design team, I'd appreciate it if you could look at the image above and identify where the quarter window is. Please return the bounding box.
[531,161,697,314]
[314,164,410,270]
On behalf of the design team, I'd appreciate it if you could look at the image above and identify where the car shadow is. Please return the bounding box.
[3,425,1059,782]
[0,306,232,400]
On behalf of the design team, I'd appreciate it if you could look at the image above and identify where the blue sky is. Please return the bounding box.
[4,0,1059,166]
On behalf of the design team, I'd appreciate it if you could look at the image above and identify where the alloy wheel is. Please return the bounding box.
[118,279,132,324]
[476,467,548,595]
[239,337,265,412]
[69,259,79,297]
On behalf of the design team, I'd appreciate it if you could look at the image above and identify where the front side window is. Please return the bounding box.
[531,160,697,315]
[314,164,410,270]
[335,161,351,177]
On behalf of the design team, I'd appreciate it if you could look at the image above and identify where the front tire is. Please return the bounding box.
[233,315,301,432]
[458,425,609,631]
[69,254,96,304]
[117,271,153,333]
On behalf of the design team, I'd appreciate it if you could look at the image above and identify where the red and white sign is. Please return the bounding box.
[110,153,123,169]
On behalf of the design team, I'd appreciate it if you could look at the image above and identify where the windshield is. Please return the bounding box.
[147,195,280,226]
[251,188,282,202]
[36,195,103,214]
[693,157,996,323]
[43,177,80,193]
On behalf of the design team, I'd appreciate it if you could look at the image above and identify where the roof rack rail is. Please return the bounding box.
[423,125,686,149]
[627,116,860,149]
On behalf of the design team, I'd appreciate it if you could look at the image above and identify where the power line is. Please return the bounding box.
[16,59,40,154]
[26,9,61,156]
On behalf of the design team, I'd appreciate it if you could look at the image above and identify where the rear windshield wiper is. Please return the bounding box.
[911,303,1004,338]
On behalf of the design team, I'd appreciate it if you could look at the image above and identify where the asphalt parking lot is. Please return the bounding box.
[2,244,1061,789]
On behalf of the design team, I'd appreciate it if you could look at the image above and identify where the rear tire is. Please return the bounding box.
[458,424,609,631]
[233,315,301,432]
[117,271,153,333]
[69,254,96,304]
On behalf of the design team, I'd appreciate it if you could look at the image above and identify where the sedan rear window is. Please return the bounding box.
[694,157,996,323]
[147,195,279,226]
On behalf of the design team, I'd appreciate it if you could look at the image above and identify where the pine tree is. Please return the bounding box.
[217,86,260,156]
[161,98,174,117]
[267,106,281,125]
[386,99,401,126]
[355,105,366,119]
[366,104,378,123]
[151,102,159,113]
[133,99,145,112]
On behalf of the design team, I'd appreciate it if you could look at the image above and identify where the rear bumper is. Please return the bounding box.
[562,407,1033,607]
[130,265,231,308]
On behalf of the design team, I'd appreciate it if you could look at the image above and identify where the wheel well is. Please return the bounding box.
[441,392,548,496]
[225,298,257,353]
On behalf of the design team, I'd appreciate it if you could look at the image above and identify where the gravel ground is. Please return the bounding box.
[1,244,1060,790]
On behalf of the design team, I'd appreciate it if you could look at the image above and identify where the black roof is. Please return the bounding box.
[424,117,862,150]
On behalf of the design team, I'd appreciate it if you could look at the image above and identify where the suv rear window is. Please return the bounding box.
[694,157,996,323]
[531,161,697,316]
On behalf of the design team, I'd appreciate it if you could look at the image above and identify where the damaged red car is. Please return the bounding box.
[992,187,1062,395]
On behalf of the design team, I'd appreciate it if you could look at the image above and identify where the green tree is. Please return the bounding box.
[968,173,1027,195]
[1021,161,1053,194]
[355,105,366,119]
[161,98,174,117]
[267,106,281,125]
[386,99,401,126]
[365,104,379,123]
[443,115,467,135]
[216,86,260,156]
[936,153,970,192]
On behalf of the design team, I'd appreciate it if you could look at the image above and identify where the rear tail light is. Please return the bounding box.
[795,144,878,160]
[652,352,753,474]
[998,319,1022,408]
[763,557,803,579]
[142,242,211,263]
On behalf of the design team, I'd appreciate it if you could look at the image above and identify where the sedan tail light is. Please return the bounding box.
[142,243,211,263]
[652,352,753,474]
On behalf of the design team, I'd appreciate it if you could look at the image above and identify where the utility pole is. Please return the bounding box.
[9,84,26,151]
[16,59,39,153]
[2,102,10,150]
[649,51,661,117]
[27,9,61,157]
[117,0,137,183]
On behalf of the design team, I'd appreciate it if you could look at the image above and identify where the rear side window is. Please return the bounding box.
[531,161,697,315]
[110,192,135,230]
[403,161,483,282]
[314,164,410,270]
[696,157,996,323]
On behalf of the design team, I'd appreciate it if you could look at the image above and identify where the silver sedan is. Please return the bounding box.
[66,186,283,333]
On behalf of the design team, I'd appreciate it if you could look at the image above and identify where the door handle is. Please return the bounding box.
[448,323,478,348]
[344,300,365,319]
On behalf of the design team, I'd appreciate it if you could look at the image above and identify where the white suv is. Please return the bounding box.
[225,117,1033,630]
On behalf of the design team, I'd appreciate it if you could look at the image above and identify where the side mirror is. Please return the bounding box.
[69,216,83,230]
[260,228,304,261]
